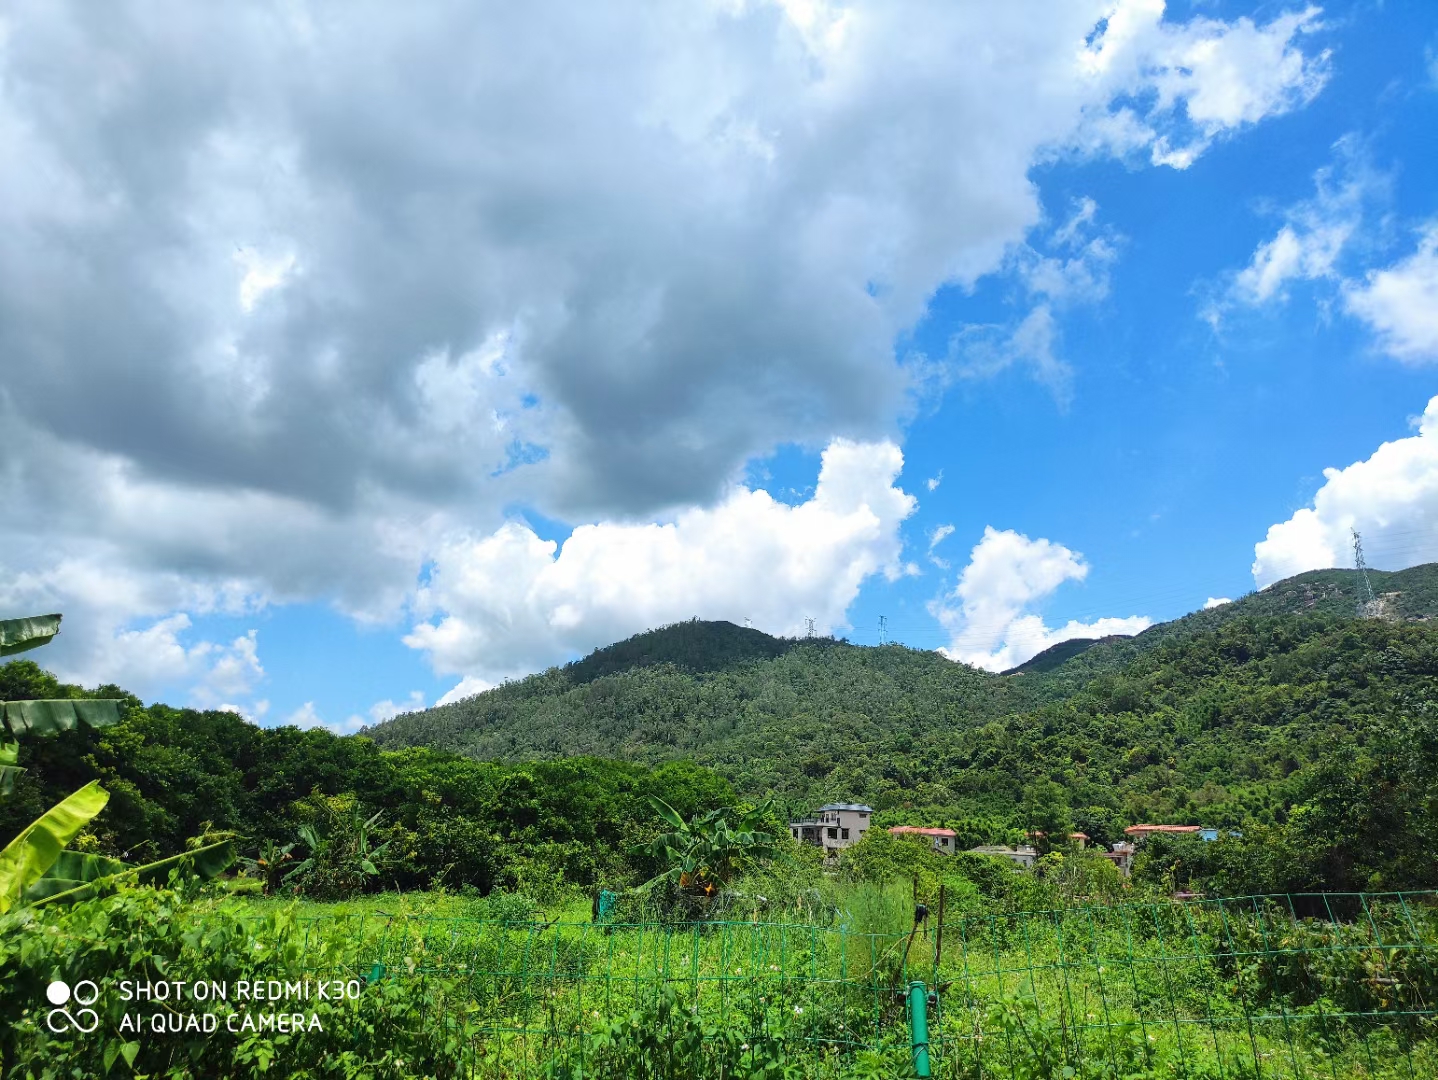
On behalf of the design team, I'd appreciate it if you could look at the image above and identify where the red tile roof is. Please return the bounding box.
[888,826,957,838]
[1125,824,1202,835]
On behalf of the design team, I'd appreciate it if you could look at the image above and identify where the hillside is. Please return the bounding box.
[369,564,1438,828]
[1006,563,1438,675]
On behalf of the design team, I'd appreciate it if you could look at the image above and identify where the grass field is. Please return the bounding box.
[228,885,1438,1078]
[4,884,1435,1078]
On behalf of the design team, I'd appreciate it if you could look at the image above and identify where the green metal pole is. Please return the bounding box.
[908,980,932,1077]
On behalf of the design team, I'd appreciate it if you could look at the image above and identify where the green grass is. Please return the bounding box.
[6,883,1434,1078]
[225,888,1437,1078]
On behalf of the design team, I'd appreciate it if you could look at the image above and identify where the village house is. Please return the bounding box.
[788,802,872,855]
[887,825,957,853]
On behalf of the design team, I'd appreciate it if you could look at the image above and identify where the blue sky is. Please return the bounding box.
[3,1,1437,731]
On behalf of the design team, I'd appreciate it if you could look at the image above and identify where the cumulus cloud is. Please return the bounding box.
[436,676,495,707]
[341,691,426,733]
[1252,396,1438,587]
[1204,597,1232,609]
[0,1,1329,691]
[405,440,915,682]
[284,702,324,729]
[1343,223,1438,363]
[930,526,1150,672]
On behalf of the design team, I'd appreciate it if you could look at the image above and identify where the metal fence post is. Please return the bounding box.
[908,979,932,1077]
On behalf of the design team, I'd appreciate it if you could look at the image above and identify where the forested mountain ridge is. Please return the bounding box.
[1008,562,1438,675]
[368,565,1438,830]
[2,564,1434,897]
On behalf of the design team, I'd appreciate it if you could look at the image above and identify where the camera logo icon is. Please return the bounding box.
[44,980,100,1034]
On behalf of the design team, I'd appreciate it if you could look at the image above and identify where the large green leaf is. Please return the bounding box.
[0,741,19,797]
[21,850,129,903]
[29,837,237,907]
[1,698,123,739]
[0,614,62,657]
[0,780,109,914]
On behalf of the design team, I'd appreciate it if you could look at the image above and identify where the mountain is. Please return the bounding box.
[368,564,1438,825]
[1008,564,1438,675]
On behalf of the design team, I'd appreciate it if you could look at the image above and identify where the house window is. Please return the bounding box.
[841,828,850,840]
[827,827,838,840]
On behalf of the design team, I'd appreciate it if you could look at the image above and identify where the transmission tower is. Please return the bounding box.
[1352,528,1379,618]
[805,617,816,639]
[878,615,888,645]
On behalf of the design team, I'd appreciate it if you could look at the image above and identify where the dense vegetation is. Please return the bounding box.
[3,566,1438,1077]
[0,657,735,902]
[3,564,1436,902]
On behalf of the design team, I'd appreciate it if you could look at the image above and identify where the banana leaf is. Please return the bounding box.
[1,698,124,739]
[28,837,237,907]
[0,615,62,657]
[0,742,18,797]
[0,780,109,914]
[21,850,129,903]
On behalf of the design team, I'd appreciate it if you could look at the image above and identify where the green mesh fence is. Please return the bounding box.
[286,891,1436,1078]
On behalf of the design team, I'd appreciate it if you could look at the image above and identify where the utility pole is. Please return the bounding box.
[805,617,816,639]
[1352,528,1379,618]
[878,615,888,645]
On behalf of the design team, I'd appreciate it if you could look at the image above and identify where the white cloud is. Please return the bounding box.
[1253,395,1438,587]
[284,702,324,729]
[1204,597,1232,609]
[405,439,915,682]
[235,247,298,314]
[1343,223,1438,363]
[0,2,1329,695]
[926,471,943,492]
[930,526,1150,671]
[949,306,1074,405]
[342,691,427,734]
[927,523,955,569]
[1223,136,1378,308]
[1016,198,1121,306]
[218,699,269,723]
[436,676,495,707]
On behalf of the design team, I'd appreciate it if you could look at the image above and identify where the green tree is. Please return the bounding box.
[1022,780,1074,855]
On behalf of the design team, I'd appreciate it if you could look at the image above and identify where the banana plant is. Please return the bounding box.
[283,805,392,898]
[240,838,297,895]
[23,835,238,908]
[641,798,780,896]
[1,614,124,793]
[0,613,128,909]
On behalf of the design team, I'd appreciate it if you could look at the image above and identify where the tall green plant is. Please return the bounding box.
[643,797,780,896]
[283,796,396,898]
[0,613,125,909]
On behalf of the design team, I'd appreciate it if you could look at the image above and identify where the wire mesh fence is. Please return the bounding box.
[285,890,1436,1078]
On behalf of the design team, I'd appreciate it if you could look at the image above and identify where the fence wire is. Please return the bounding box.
[285,891,1436,1079]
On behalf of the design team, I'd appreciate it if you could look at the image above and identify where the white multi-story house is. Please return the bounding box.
[788,802,873,854]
